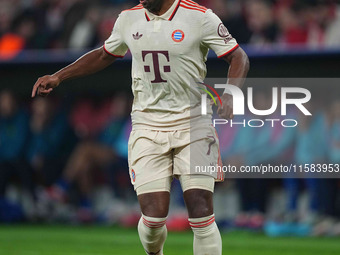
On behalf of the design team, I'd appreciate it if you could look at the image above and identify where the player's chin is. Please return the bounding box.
[140,0,160,11]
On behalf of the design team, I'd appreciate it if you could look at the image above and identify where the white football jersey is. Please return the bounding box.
[104,0,239,130]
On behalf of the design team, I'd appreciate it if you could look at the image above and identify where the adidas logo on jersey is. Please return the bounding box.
[133,32,143,40]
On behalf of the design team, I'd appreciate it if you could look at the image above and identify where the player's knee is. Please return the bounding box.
[143,209,168,218]
[142,203,169,218]
[184,189,213,218]
[138,192,170,218]
[179,175,214,218]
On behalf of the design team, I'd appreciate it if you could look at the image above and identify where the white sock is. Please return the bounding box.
[138,214,167,255]
[189,214,222,255]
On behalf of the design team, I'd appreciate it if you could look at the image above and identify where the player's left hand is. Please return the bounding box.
[215,93,234,119]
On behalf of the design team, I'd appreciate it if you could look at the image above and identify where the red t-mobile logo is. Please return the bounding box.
[142,51,171,83]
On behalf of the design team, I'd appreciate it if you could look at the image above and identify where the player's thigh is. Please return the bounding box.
[137,177,172,218]
[128,129,173,190]
[180,175,215,218]
[173,125,223,181]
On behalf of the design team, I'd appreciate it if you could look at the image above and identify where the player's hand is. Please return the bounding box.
[31,75,60,97]
[213,93,234,119]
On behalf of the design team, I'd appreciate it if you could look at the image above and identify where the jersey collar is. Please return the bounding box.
[145,0,181,21]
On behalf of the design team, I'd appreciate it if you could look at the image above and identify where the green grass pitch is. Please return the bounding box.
[0,225,339,255]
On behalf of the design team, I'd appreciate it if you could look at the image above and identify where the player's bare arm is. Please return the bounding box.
[217,47,249,119]
[31,47,117,97]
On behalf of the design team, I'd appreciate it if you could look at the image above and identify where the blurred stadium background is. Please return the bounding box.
[0,0,340,254]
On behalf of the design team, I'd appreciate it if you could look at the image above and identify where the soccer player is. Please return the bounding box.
[32,0,249,254]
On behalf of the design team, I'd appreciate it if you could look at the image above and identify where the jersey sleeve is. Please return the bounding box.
[104,14,128,58]
[201,10,239,58]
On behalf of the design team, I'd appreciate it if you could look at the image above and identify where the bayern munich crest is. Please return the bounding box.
[172,30,185,42]
[131,169,136,182]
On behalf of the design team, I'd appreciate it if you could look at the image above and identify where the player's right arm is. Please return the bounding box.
[31,47,118,97]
